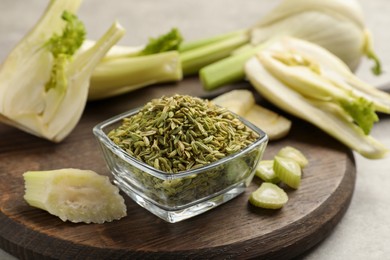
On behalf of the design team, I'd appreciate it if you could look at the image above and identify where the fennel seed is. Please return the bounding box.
[108,94,259,173]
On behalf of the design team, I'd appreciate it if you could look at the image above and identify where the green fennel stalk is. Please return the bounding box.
[179,29,250,76]
[87,28,184,100]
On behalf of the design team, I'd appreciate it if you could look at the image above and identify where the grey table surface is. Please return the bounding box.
[1,0,389,259]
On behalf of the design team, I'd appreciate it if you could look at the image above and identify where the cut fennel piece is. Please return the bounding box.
[212,89,291,140]
[255,160,280,183]
[277,146,308,168]
[212,89,256,116]
[273,156,302,189]
[23,168,127,224]
[249,182,288,209]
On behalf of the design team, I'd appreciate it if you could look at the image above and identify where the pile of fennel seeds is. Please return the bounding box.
[108,94,259,173]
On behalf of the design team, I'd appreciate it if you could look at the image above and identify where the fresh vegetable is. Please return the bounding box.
[257,46,379,135]
[273,156,302,189]
[212,89,291,140]
[81,39,143,60]
[141,28,183,55]
[0,0,125,142]
[255,160,280,183]
[88,51,182,100]
[86,28,183,100]
[23,168,127,224]
[251,146,308,209]
[245,37,389,159]
[244,104,291,141]
[212,89,255,116]
[200,44,264,91]
[249,182,288,209]
[191,0,382,90]
[250,0,381,74]
[277,146,308,168]
[179,29,250,76]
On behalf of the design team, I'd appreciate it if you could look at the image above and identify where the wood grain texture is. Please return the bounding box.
[0,79,355,260]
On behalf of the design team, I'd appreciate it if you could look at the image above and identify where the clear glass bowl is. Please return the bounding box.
[93,107,268,223]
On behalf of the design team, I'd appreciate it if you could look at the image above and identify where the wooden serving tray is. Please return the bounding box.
[0,79,355,259]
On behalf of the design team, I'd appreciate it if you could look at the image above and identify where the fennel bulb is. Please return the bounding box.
[250,0,380,74]
[199,0,381,90]
[0,0,125,142]
[245,37,389,159]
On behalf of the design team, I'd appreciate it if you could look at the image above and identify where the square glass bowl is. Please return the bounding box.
[93,107,268,223]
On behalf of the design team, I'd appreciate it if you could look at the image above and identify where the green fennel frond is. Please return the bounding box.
[45,10,86,91]
[46,10,86,57]
[341,97,379,135]
[141,28,183,55]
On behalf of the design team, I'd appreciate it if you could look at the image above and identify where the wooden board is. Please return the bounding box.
[0,79,356,260]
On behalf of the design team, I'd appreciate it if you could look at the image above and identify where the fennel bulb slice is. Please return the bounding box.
[23,168,127,224]
[244,38,389,159]
[212,89,291,140]
[246,57,387,159]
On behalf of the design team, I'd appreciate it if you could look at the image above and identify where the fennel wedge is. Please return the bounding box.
[0,0,125,142]
[23,168,127,224]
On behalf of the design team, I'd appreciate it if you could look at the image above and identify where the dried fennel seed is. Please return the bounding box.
[108,94,259,173]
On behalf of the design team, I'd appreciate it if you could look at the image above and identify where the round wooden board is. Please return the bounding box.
[0,79,355,260]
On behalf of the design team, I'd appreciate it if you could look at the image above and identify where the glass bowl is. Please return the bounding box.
[93,107,268,223]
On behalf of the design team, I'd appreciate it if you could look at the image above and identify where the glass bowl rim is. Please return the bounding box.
[93,106,268,180]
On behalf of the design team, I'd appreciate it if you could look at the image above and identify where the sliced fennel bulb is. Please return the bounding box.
[0,0,125,142]
[272,37,390,114]
[246,57,387,159]
[245,38,389,159]
[211,89,292,140]
[257,49,379,135]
